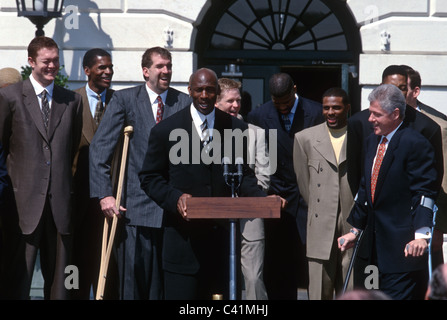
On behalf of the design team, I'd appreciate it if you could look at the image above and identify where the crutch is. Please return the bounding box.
[341,229,364,294]
[96,125,133,300]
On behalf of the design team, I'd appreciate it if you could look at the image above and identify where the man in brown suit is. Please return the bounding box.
[0,36,82,299]
[293,88,354,299]
[72,48,118,299]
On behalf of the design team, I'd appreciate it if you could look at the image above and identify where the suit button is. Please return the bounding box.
[46,161,51,166]
[315,213,318,218]
[317,184,321,187]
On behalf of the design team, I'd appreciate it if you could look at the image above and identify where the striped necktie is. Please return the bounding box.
[41,90,50,129]
[94,94,104,125]
[282,113,291,132]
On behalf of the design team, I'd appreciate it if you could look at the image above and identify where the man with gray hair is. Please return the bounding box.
[339,84,439,300]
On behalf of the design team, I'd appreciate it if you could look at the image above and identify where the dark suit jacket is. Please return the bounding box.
[139,107,266,275]
[0,78,82,234]
[348,126,438,273]
[89,84,190,228]
[72,86,115,220]
[247,96,324,242]
[347,105,443,197]
[0,142,7,208]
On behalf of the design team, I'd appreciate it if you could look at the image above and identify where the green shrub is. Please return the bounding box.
[21,65,69,88]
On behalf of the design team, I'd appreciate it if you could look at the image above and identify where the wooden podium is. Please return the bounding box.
[185,196,281,219]
[185,196,281,300]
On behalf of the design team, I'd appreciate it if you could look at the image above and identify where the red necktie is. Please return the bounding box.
[156,95,163,124]
[371,137,387,203]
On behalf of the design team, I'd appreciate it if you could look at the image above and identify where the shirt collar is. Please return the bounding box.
[382,121,403,143]
[86,83,106,100]
[29,74,54,97]
[145,84,168,105]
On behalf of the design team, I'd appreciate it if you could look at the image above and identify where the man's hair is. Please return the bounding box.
[368,84,406,119]
[322,87,350,105]
[0,67,22,87]
[381,65,407,83]
[269,73,294,98]
[141,46,172,69]
[407,68,422,90]
[217,78,241,102]
[27,36,59,61]
[427,264,447,300]
[82,48,111,68]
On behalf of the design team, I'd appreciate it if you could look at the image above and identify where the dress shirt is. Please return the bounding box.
[281,93,299,126]
[85,84,106,117]
[29,74,54,111]
[145,85,168,121]
[190,104,215,141]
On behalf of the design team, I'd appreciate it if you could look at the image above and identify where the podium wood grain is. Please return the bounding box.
[185,196,281,219]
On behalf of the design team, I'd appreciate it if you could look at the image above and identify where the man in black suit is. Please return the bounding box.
[405,66,447,271]
[247,73,324,299]
[347,64,443,289]
[139,68,266,299]
[340,84,438,300]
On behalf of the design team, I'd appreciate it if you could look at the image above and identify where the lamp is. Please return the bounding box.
[16,0,65,37]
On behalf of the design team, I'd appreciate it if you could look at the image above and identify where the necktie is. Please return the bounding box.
[94,94,104,125]
[371,137,387,203]
[201,118,212,154]
[41,90,50,129]
[156,96,164,124]
[282,114,291,132]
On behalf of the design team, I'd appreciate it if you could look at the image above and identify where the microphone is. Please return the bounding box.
[235,157,243,179]
[222,157,230,182]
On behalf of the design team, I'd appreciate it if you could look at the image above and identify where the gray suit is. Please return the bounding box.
[89,84,190,299]
[293,123,353,299]
[240,123,269,300]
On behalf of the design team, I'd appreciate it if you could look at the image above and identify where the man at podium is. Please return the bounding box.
[139,68,266,299]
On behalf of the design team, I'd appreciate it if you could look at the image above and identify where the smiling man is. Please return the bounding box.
[339,84,438,300]
[71,48,118,300]
[0,36,82,299]
[293,87,354,299]
[139,68,266,299]
[89,46,191,300]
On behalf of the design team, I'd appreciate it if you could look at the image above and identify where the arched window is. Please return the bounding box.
[211,0,347,51]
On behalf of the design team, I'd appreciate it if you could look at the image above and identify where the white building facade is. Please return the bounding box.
[1,0,447,115]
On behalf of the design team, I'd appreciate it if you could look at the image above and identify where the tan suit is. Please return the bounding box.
[240,123,269,300]
[293,122,353,299]
[71,86,119,299]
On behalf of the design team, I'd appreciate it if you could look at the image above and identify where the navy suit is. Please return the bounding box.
[248,96,324,299]
[139,107,265,299]
[347,106,443,290]
[348,125,438,299]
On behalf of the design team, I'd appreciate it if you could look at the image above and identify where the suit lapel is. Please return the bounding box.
[136,85,157,127]
[373,130,400,203]
[22,79,48,142]
[313,125,338,168]
[265,103,291,152]
[47,85,67,141]
[78,87,96,144]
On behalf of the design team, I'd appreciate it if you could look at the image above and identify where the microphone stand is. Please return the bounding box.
[224,167,242,300]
